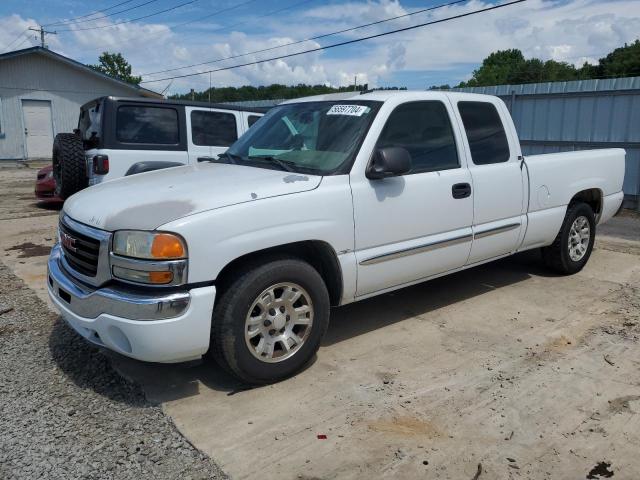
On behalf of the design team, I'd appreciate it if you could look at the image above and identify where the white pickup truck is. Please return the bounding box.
[47,91,625,384]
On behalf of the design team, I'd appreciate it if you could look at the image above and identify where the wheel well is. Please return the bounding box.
[215,241,343,306]
[570,188,602,218]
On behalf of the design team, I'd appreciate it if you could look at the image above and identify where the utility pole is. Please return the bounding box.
[29,26,57,49]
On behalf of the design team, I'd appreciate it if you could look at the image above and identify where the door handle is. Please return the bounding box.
[452,183,472,199]
[197,157,214,162]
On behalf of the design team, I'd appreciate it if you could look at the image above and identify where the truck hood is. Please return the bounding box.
[63,163,322,231]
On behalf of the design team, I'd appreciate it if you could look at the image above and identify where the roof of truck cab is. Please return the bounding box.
[81,96,270,113]
[283,90,497,104]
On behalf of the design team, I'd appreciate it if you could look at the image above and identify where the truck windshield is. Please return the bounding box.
[78,101,102,149]
[225,100,382,175]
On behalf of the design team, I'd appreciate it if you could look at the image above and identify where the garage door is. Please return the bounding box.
[22,100,54,159]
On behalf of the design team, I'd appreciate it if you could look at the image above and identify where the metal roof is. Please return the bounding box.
[0,46,162,98]
[453,76,640,96]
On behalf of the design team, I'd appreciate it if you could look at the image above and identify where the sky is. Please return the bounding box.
[0,0,639,95]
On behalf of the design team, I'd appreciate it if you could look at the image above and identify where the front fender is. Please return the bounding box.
[160,175,355,285]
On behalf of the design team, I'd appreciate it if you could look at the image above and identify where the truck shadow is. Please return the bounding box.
[48,249,556,405]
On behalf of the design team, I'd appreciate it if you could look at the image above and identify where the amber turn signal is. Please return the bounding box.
[151,234,186,259]
[148,271,174,284]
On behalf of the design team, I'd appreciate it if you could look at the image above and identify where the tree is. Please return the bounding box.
[170,83,405,103]
[89,52,141,85]
[457,40,640,88]
[593,40,640,78]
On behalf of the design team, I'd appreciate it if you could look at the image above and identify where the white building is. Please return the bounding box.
[0,46,160,161]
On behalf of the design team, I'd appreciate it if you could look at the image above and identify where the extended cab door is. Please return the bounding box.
[451,98,526,264]
[187,108,242,163]
[350,99,474,297]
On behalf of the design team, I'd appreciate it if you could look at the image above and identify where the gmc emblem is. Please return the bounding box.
[61,232,77,253]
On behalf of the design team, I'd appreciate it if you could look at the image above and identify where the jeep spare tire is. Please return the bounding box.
[53,133,87,200]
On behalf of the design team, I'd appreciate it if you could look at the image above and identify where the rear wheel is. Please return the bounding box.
[211,257,330,384]
[53,133,87,200]
[542,201,595,274]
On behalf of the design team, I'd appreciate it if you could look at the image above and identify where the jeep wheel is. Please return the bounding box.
[211,257,330,384]
[53,133,87,200]
[542,201,596,275]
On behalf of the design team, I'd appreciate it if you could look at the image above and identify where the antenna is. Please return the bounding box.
[29,26,57,49]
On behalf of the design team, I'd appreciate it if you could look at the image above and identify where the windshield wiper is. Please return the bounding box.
[216,152,242,164]
[248,155,296,172]
[198,152,242,164]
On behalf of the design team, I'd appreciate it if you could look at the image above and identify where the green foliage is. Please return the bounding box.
[597,40,640,78]
[89,52,141,85]
[455,40,640,88]
[170,83,407,103]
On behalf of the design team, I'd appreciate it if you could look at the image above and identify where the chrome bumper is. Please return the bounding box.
[48,244,190,321]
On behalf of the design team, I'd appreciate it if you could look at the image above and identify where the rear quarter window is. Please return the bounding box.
[116,106,179,145]
[190,110,237,146]
[458,101,510,165]
[248,115,261,127]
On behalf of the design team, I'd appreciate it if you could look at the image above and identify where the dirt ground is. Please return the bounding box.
[1,164,639,480]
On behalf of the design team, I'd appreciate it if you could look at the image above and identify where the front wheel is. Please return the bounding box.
[210,257,330,384]
[542,201,596,274]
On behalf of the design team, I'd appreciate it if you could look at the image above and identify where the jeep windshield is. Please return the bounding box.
[224,100,382,175]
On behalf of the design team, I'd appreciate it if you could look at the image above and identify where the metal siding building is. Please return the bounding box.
[0,47,160,161]
[454,77,640,207]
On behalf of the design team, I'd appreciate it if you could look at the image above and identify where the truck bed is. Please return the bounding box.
[519,148,626,251]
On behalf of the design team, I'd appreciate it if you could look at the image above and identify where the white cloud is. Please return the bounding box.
[1,0,640,93]
[0,15,40,51]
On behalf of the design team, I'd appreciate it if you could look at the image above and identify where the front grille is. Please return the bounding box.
[59,222,100,277]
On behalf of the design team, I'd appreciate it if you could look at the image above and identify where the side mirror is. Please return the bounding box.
[366,147,412,179]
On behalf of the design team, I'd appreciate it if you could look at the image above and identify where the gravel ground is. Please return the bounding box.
[0,263,227,480]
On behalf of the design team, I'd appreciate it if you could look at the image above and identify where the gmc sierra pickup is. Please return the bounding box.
[47,91,625,384]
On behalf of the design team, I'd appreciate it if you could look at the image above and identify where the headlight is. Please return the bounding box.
[112,231,186,260]
[46,170,54,179]
[111,231,187,286]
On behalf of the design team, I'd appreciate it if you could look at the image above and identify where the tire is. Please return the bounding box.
[541,201,596,275]
[52,133,87,200]
[211,257,330,384]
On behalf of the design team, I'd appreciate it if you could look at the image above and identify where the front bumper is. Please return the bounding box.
[47,244,215,363]
[35,179,62,202]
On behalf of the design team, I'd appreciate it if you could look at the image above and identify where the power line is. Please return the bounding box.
[2,28,30,53]
[47,0,162,28]
[43,0,141,26]
[169,0,261,30]
[141,0,528,84]
[56,0,201,32]
[11,35,34,52]
[203,0,320,36]
[72,0,258,50]
[142,0,468,78]
[61,0,312,53]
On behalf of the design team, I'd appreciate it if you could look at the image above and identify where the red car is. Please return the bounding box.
[35,165,63,204]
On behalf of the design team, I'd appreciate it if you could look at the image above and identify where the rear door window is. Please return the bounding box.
[116,106,179,145]
[458,102,510,165]
[191,110,238,146]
